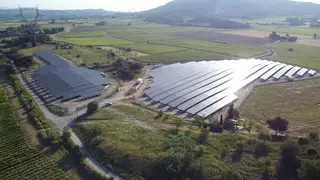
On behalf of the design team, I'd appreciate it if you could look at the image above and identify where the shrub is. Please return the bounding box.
[87,101,98,115]
[197,129,209,145]
[306,147,318,156]
[210,122,223,133]
[254,142,270,157]
[298,137,309,145]
[309,131,319,141]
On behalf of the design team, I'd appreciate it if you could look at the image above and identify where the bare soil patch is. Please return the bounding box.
[168,31,272,46]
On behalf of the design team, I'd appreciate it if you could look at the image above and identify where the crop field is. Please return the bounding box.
[253,24,320,36]
[136,49,227,63]
[57,37,133,46]
[133,24,219,33]
[240,78,320,135]
[58,31,105,38]
[105,26,149,35]
[169,31,272,46]
[111,34,178,43]
[70,26,106,32]
[272,42,320,69]
[0,83,67,180]
[158,39,265,57]
[115,43,187,54]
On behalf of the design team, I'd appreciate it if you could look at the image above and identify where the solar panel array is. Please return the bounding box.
[145,59,317,118]
[32,51,110,100]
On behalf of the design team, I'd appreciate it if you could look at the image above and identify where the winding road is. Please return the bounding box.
[2,54,123,180]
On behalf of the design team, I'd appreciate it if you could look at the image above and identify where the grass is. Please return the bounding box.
[253,24,320,36]
[59,31,105,38]
[158,39,265,57]
[115,43,187,54]
[112,34,178,43]
[240,78,320,135]
[57,37,133,46]
[273,42,320,69]
[19,45,112,65]
[136,49,227,63]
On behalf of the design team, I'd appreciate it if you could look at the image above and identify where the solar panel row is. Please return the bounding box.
[33,51,110,100]
[146,59,315,118]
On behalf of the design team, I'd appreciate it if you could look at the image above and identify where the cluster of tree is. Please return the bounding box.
[285,17,306,26]
[269,32,297,42]
[42,27,65,34]
[95,21,107,26]
[5,49,35,68]
[1,34,51,47]
[209,19,250,29]
[108,58,143,80]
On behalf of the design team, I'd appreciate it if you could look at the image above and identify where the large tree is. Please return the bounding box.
[267,117,288,136]
[87,101,98,115]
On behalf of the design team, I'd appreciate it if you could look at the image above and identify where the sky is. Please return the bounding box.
[2,0,320,12]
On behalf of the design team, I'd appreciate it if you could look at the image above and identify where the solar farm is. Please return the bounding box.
[144,60,318,118]
[29,51,110,103]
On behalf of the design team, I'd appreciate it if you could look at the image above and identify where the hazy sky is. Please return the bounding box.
[2,0,320,12]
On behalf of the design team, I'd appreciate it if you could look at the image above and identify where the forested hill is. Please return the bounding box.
[0,9,115,20]
[141,0,320,20]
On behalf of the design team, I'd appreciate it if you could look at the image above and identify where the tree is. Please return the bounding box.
[314,33,317,40]
[267,117,288,136]
[220,170,243,180]
[87,101,98,115]
[127,22,132,26]
[254,142,270,157]
[277,141,301,179]
[298,160,320,180]
[174,118,183,132]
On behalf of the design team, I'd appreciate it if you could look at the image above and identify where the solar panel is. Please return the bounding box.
[33,50,110,100]
[285,66,301,77]
[260,63,284,80]
[296,68,308,76]
[197,94,238,118]
[273,65,293,79]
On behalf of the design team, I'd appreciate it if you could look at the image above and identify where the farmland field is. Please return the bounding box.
[253,24,320,36]
[136,49,227,63]
[70,26,107,32]
[240,78,320,135]
[59,31,105,38]
[111,34,178,43]
[0,81,67,180]
[272,42,320,69]
[169,31,272,46]
[115,43,187,54]
[158,39,265,57]
[57,37,133,46]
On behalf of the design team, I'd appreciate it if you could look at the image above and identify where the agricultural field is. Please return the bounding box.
[169,31,272,46]
[136,49,227,63]
[58,31,105,38]
[70,26,107,32]
[158,39,265,57]
[57,36,133,46]
[115,43,187,54]
[252,24,320,36]
[0,82,68,180]
[272,42,320,69]
[111,34,178,43]
[240,78,320,135]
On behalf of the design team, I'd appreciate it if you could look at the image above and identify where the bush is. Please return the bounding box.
[306,147,318,156]
[87,101,98,115]
[309,131,319,141]
[197,129,209,145]
[254,142,270,157]
[298,137,309,145]
[210,123,223,133]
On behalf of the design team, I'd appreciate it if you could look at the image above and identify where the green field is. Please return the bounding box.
[158,39,265,57]
[19,45,112,65]
[115,43,186,54]
[70,26,107,32]
[136,49,226,63]
[253,24,320,36]
[59,31,105,38]
[273,42,320,69]
[112,34,178,43]
[0,83,68,180]
[240,78,320,134]
[57,37,133,46]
